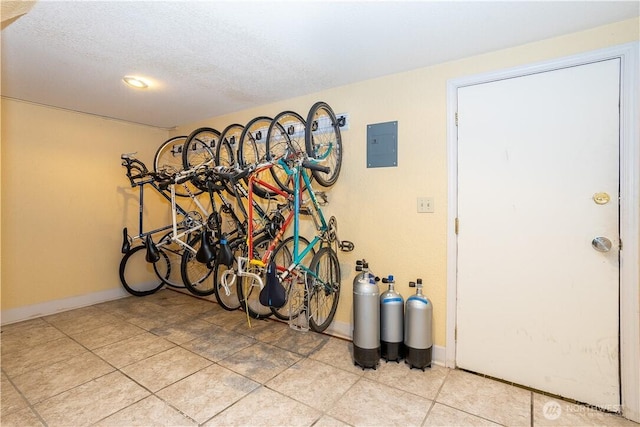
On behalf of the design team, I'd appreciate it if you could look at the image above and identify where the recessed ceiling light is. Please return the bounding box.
[123,76,149,89]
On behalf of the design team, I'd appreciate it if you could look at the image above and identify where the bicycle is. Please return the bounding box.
[263,102,343,193]
[154,135,206,197]
[203,164,292,311]
[305,101,343,187]
[233,154,354,331]
[119,153,214,296]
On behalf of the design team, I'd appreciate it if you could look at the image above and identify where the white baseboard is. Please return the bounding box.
[1,287,129,326]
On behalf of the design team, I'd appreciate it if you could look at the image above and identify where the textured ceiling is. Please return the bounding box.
[2,1,638,128]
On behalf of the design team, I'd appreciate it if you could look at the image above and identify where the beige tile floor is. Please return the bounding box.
[1,289,638,427]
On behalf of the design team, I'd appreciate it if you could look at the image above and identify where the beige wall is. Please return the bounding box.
[1,100,168,311]
[1,18,637,346]
[172,18,639,346]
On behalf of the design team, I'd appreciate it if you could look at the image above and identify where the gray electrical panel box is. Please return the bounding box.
[367,121,397,168]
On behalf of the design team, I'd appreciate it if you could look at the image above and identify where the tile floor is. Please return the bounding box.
[1,289,637,427]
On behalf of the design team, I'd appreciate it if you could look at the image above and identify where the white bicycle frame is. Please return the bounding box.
[159,160,215,254]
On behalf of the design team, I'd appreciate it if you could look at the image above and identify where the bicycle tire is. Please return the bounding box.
[266,111,309,194]
[213,236,243,311]
[305,102,343,187]
[307,247,341,332]
[154,232,188,289]
[182,128,217,192]
[238,116,281,199]
[182,127,219,169]
[269,236,315,320]
[181,233,215,296]
[238,116,271,168]
[216,124,244,194]
[154,136,202,197]
[236,235,273,319]
[119,245,167,296]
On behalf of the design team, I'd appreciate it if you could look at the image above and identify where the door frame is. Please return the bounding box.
[446,42,639,421]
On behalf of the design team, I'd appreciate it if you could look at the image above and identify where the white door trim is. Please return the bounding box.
[446,42,640,421]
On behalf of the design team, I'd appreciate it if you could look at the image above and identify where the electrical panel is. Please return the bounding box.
[367,121,397,168]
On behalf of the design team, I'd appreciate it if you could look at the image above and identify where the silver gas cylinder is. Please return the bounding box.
[380,275,404,362]
[404,278,433,370]
[352,259,380,369]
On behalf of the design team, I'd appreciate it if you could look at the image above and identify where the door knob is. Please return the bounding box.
[592,237,612,252]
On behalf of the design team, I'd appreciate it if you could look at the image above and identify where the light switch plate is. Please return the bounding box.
[417,197,434,213]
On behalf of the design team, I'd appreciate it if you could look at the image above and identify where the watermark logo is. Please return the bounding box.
[542,400,563,420]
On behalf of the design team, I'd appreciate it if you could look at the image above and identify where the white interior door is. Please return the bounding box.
[456,59,620,407]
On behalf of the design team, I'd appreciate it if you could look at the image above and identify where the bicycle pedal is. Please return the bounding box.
[316,192,328,205]
[340,240,355,252]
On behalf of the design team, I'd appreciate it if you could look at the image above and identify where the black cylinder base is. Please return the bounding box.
[353,345,380,369]
[405,346,432,371]
[381,341,403,362]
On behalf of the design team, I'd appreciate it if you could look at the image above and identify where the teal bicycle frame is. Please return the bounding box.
[281,157,329,280]
[238,157,330,288]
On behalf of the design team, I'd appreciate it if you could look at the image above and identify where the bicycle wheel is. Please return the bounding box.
[155,232,188,289]
[305,102,343,187]
[154,136,201,197]
[239,117,281,199]
[216,124,244,194]
[181,233,215,296]
[266,111,308,194]
[270,236,315,320]
[213,236,243,310]
[183,127,219,169]
[307,247,341,332]
[237,235,273,319]
[119,245,167,296]
[238,116,271,168]
[182,127,218,193]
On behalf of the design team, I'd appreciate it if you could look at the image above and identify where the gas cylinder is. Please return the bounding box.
[380,275,404,362]
[404,278,433,370]
[352,259,380,369]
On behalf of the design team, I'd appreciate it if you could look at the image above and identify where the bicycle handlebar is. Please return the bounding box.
[302,160,330,174]
[123,151,331,191]
[121,154,150,187]
[210,165,251,182]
